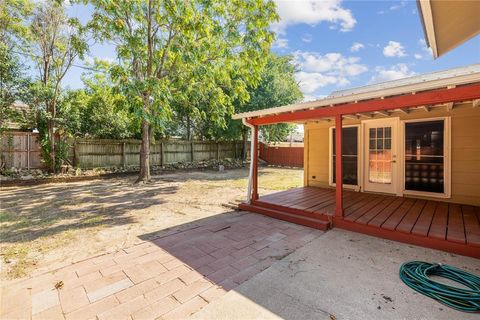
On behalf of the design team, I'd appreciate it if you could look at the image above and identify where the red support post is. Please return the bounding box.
[252,125,259,200]
[335,114,343,217]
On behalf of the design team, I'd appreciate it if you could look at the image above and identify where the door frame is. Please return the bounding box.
[399,116,451,199]
[361,117,401,196]
[328,124,362,191]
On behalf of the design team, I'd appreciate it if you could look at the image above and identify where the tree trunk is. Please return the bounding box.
[186,114,191,141]
[48,119,55,172]
[47,99,56,173]
[242,129,248,160]
[137,119,151,183]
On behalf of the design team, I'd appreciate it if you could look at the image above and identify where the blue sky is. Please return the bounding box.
[63,0,480,101]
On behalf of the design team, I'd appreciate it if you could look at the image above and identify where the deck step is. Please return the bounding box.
[252,200,331,221]
[239,202,331,231]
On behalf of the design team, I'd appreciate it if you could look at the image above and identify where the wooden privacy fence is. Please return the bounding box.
[72,139,245,169]
[0,132,43,169]
[259,142,304,168]
[0,134,246,170]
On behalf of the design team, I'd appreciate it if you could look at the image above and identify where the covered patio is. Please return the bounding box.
[235,65,480,259]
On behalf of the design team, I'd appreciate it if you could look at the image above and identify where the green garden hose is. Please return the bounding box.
[399,261,480,313]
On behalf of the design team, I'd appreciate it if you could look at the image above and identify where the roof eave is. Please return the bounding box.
[233,66,480,120]
[417,0,439,58]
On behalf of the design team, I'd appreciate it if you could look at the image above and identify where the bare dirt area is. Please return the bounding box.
[0,167,302,282]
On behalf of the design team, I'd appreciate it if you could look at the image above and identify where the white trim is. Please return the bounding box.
[328,124,361,191]
[242,118,255,203]
[418,0,439,58]
[362,118,401,195]
[232,64,480,120]
[399,116,451,199]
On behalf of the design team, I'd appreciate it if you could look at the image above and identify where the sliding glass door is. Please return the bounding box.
[332,127,358,186]
[404,120,445,193]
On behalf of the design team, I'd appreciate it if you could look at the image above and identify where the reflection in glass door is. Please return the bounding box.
[404,120,444,193]
[368,127,392,184]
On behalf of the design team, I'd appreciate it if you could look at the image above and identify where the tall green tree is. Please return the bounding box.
[210,53,303,157]
[0,0,34,132]
[0,45,33,133]
[88,0,277,183]
[0,0,34,49]
[28,1,88,172]
[59,73,139,139]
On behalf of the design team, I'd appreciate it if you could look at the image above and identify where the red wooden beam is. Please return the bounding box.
[335,115,343,217]
[252,125,259,201]
[248,83,480,125]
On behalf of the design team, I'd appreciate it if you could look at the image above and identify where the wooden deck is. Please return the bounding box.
[239,187,480,258]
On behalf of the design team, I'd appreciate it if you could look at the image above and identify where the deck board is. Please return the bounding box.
[381,198,416,231]
[250,187,479,258]
[396,200,427,234]
[428,203,449,240]
[411,201,437,237]
[354,196,397,224]
[344,195,385,222]
[447,204,465,244]
[462,206,480,246]
[290,189,334,210]
[367,197,404,227]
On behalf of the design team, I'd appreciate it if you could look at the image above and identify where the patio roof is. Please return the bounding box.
[232,64,480,124]
[417,0,480,58]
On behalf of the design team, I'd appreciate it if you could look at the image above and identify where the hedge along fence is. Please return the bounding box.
[71,138,247,169]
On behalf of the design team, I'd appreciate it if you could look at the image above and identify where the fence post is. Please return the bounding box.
[216,142,220,160]
[122,142,126,168]
[160,142,164,166]
[191,141,194,162]
[72,140,76,167]
[26,134,30,170]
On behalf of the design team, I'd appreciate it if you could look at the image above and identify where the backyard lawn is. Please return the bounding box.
[0,167,303,281]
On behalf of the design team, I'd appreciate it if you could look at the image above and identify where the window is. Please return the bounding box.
[332,127,358,185]
[368,127,392,184]
[404,120,444,193]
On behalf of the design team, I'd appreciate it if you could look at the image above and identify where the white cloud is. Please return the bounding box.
[383,41,407,57]
[293,51,368,76]
[414,38,433,60]
[389,1,407,11]
[301,33,313,43]
[378,1,407,14]
[273,0,356,34]
[272,37,289,49]
[292,51,368,94]
[295,71,338,94]
[350,42,364,52]
[369,63,416,84]
[302,94,324,102]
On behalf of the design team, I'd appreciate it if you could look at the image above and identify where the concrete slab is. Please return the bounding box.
[192,229,480,320]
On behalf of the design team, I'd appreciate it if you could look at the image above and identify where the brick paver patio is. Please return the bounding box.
[1,212,323,320]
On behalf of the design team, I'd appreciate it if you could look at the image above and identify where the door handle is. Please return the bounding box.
[391,160,396,163]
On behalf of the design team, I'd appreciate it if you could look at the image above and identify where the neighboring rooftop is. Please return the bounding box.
[232,64,480,120]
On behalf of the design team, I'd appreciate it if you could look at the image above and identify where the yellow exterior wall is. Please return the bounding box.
[303,102,480,206]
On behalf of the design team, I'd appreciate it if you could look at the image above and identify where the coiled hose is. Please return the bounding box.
[399,261,480,313]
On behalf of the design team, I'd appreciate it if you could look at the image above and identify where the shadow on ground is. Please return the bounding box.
[0,178,178,243]
[136,210,323,316]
